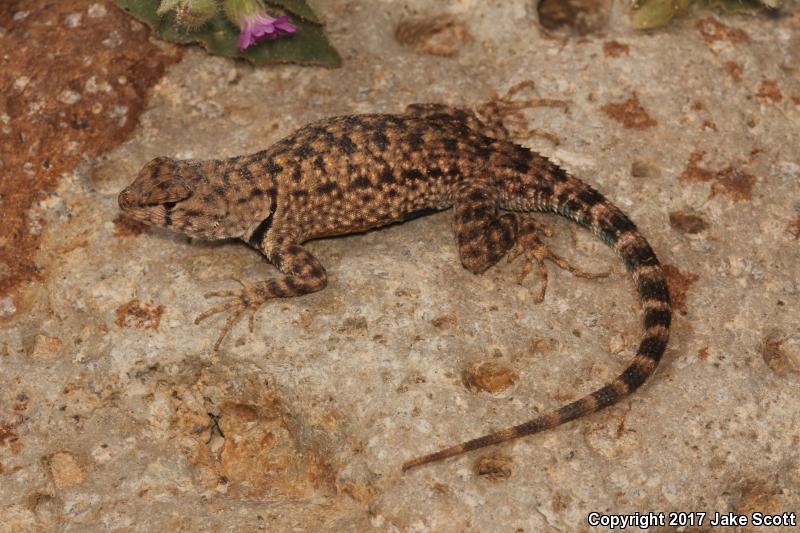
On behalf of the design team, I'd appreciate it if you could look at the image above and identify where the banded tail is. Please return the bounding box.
[402,172,671,471]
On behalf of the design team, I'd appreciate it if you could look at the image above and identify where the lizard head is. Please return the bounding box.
[118,156,271,240]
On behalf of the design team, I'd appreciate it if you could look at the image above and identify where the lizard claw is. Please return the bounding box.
[476,81,568,145]
[194,280,269,351]
[508,220,608,302]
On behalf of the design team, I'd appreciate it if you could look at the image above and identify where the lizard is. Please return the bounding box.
[117,85,672,471]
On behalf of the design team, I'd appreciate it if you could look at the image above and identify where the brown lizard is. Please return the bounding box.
[118,86,671,471]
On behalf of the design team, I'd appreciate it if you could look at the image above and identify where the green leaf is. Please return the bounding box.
[265,0,320,24]
[632,0,692,30]
[114,0,340,67]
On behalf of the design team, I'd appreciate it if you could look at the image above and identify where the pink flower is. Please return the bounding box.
[236,13,296,52]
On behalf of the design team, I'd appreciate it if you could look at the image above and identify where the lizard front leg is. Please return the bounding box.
[195,243,327,351]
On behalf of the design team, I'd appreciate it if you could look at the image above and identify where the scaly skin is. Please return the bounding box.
[118,94,671,471]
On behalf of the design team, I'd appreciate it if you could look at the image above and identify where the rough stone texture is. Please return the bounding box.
[0,0,182,303]
[2,0,800,531]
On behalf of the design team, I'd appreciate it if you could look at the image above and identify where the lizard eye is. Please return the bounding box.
[163,201,177,209]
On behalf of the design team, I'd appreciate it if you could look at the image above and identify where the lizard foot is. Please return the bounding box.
[507,220,609,303]
[195,277,268,351]
[477,80,568,145]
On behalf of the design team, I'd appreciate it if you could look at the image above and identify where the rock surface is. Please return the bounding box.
[2,0,799,531]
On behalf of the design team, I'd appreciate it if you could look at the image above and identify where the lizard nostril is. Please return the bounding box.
[118,189,131,209]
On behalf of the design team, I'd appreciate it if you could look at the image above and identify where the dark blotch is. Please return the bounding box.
[467,190,487,203]
[643,308,672,329]
[638,336,668,361]
[338,135,357,154]
[379,167,396,184]
[249,214,274,248]
[372,131,389,150]
[265,160,283,175]
[401,168,424,181]
[293,143,314,158]
[317,182,338,194]
[611,213,637,234]
[592,385,620,409]
[551,166,569,182]
[511,159,531,174]
[557,399,590,421]
[578,188,604,207]
[407,132,424,148]
[620,363,650,390]
[624,244,658,270]
[638,277,670,303]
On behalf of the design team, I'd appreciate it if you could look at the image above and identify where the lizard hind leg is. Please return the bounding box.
[507,217,608,303]
[475,80,568,145]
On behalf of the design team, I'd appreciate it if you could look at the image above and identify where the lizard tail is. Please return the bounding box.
[402,176,671,472]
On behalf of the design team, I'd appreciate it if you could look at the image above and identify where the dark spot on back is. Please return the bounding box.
[372,131,390,150]
[265,160,283,175]
[293,143,314,158]
[379,167,396,184]
[512,158,530,173]
[239,166,254,182]
[407,132,424,148]
[475,145,492,158]
[338,135,357,154]
[317,182,338,194]
[551,166,569,182]
[467,190,487,203]
[402,168,424,181]
[352,176,371,189]
[443,138,458,152]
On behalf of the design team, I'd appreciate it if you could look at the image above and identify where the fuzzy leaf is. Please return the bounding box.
[157,0,181,16]
[265,0,320,24]
[632,0,692,29]
[114,0,340,67]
